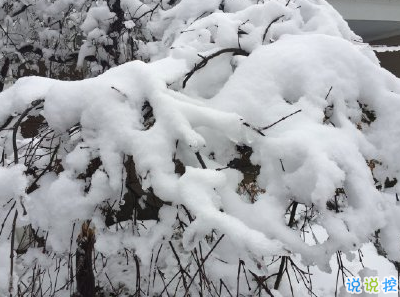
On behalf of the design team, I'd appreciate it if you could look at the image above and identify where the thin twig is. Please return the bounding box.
[133,2,160,21]
[12,99,44,165]
[195,152,207,169]
[169,241,189,292]
[9,209,18,296]
[0,201,16,236]
[325,86,333,100]
[262,15,284,42]
[274,201,298,290]
[183,234,225,295]
[249,271,274,297]
[261,110,301,131]
[27,144,60,194]
[242,122,265,136]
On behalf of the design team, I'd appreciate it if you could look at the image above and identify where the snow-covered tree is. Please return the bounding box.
[0,0,163,85]
[0,0,400,296]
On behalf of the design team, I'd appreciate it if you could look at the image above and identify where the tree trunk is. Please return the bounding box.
[75,221,95,297]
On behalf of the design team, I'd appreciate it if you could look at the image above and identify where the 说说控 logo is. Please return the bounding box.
[346,276,398,294]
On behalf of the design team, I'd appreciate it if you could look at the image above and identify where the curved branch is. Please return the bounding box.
[8,209,18,295]
[183,48,249,88]
[262,15,284,43]
[11,4,32,17]
[12,99,44,165]
[26,144,59,194]
[133,2,161,22]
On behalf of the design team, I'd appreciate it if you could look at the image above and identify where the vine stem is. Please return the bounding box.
[9,209,18,297]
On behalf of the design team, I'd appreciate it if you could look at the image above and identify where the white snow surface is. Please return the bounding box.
[371,45,400,53]
[1,0,400,295]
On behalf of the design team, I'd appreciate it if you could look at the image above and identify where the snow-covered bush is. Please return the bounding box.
[1,0,400,296]
[0,0,159,85]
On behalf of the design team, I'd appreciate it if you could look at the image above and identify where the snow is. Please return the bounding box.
[1,0,400,295]
[80,5,115,34]
[371,45,400,53]
[161,0,221,20]
[124,20,135,29]
[0,243,13,296]
[0,165,27,204]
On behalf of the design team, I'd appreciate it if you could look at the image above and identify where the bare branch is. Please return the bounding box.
[195,152,207,169]
[12,100,45,165]
[183,234,225,295]
[183,48,249,88]
[262,15,284,43]
[261,109,301,131]
[9,209,18,296]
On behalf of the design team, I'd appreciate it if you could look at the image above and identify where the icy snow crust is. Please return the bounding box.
[1,0,400,295]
